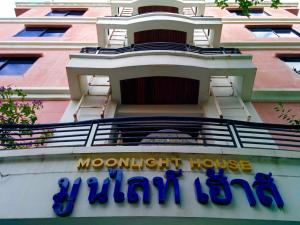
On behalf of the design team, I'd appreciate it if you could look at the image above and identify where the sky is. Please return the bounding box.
[0,0,16,17]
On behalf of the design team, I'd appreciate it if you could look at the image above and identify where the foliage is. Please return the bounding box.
[274,102,300,125]
[0,86,53,149]
[215,0,281,17]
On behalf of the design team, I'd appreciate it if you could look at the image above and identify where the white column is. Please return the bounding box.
[208,24,222,47]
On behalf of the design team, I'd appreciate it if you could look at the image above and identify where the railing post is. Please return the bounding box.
[85,122,98,147]
[228,123,243,149]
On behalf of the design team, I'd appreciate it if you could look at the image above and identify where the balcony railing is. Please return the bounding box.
[0,117,299,151]
[80,42,241,55]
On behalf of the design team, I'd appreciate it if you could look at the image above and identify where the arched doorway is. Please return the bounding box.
[138,6,179,14]
[120,76,199,104]
[134,29,187,44]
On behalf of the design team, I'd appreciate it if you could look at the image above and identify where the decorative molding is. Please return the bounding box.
[221,42,300,49]
[0,17,96,24]
[16,1,111,7]
[0,41,97,49]
[10,87,70,100]
[252,89,300,102]
[222,17,300,25]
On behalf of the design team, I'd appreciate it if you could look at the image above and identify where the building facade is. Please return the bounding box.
[0,0,300,224]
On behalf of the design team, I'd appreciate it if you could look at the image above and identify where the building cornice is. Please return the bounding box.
[16,1,111,7]
[0,41,299,50]
[0,41,97,49]
[0,17,96,24]
[252,89,300,102]
[1,145,300,160]
[221,42,300,49]
[0,16,299,25]
[222,17,300,24]
[15,1,299,8]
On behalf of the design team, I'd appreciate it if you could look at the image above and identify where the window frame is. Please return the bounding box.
[0,56,39,76]
[15,26,70,37]
[228,8,270,16]
[278,55,300,75]
[247,26,300,38]
[46,9,87,17]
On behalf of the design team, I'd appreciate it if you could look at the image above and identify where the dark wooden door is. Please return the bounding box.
[120,76,199,104]
[134,29,187,44]
[138,6,179,14]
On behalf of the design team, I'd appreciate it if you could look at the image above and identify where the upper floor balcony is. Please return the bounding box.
[97,13,222,47]
[110,0,205,16]
[67,42,255,107]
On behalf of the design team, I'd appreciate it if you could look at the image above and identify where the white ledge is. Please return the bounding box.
[0,17,96,24]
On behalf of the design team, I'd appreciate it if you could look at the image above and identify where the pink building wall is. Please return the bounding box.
[253,102,300,124]
[0,49,77,87]
[242,50,300,89]
[36,100,69,123]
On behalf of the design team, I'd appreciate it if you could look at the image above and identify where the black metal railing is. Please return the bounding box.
[1,117,299,151]
[80,42,241,55]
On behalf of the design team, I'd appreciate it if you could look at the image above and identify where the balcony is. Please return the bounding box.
[67,42,256,105]
[1,116,299,151]
[96,13,222,47]
[110,0,205,16]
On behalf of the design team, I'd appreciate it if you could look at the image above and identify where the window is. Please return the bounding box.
[15,27,69,37]
[0,57,38,76]
[46,10,86,16]
[230,9,269,16]
[248,27,300,38]
[279,56,300,75]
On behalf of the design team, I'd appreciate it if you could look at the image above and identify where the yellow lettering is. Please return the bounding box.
[158,158,170,170]
[91,158,104,169]
[105,158,118,168]
[202,159,215,169]
[189,159,201,170]
[77,158,91,170]
[240,160,252,172]
[171,158,182,169]
[228,160,239,171]
[131,158,143,170]
[145,158,157,169]
[118,158,130,169]
[215,159,227,170]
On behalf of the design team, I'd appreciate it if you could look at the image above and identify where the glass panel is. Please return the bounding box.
[14,27,45,37]
[231,10,269,16]
[286,61,300,71]
[0,58,8,68]
[274,28,300,38]
[66,10,85,16]
[280,57,300,73]
[250,28,277,38]
[46,10,68,16]
[41,27,68,37]
[0,58,37,76]
[249,11,269,16]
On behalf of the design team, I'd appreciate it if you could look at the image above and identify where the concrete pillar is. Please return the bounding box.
[127,29,134,45]
[208,25,222,47]
[97,25,108,47]
[111,5,119,16]
[186,29,194,45]
[66,68,83,100]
